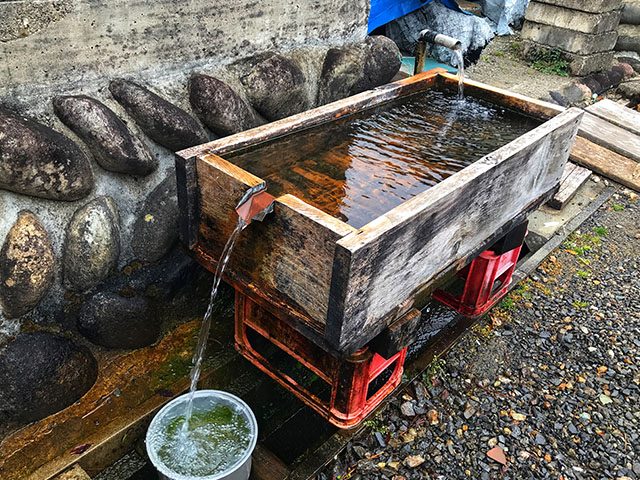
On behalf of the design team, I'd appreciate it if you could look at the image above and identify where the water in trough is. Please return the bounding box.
[227,88,541,229]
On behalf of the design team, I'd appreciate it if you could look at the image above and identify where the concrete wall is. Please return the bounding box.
[0,0,369,101]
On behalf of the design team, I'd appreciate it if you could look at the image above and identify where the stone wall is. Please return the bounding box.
[0,0,402,434]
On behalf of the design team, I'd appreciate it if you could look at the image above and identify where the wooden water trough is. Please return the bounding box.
[176,70,582,357]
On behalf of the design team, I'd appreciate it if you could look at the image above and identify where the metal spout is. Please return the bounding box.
[235,183,275,225]
[414,29,462,75]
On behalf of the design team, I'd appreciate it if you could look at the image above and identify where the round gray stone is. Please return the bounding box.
[317,45,367,105]
[63,196,120,292]
[189,74,260,137]
[132,175,179,263]
[109,79,208,152]
[0,211,54,318]
[241,53,310,120]
[78,292,158,349]
[0,108,94,201]
[0,332,97,433]
[351,36,402,94]
[53,95,157,176]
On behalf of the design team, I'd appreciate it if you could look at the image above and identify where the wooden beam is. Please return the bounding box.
[586,99,640,136]
[570,136,640,192]
[579,112,640,163]
[326,108,583,353]
[547,161,591,210]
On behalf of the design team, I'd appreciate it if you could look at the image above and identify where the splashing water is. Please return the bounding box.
[181,217,247,435]
[452,47,465,99]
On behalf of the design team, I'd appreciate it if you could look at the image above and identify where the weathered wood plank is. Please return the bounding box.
[326,108,583,352]
[547,161,591,210]
[586,99,640,136]
[579,112,640,163]
[570,136,640,192]
[195,154,356,331]
[52,465,91,480]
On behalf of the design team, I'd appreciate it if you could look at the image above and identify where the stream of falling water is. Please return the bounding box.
[453,47,465,99]
[180,217,247,436]
[435,47,466,145]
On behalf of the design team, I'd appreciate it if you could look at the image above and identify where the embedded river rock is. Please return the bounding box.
[0,212,54,319]
[78,292,157,349]
[0,108,94,201]
[242,53,313,120]
[63,196,121,292]
[0,0,399,440]
[53,95,157,176]
[109,79,209,152]
[189,74,262,136]
[132,176,180,263]
[0,332,97,434]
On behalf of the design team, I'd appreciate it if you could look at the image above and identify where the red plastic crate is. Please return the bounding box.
[433,245,522,317]
[234,291,406,429]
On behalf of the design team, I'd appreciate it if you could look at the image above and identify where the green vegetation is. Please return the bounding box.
[612,203,625,212]
[499,296,516,311]
[563,229,604,257]
[593,226,608,237]
[363,415,388,434]
[576,269,591,279]
[527,48,569,76]
[423,356,447,384]
[572,300,589,309]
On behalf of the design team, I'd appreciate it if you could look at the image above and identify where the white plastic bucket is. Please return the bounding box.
[146,390,258,480]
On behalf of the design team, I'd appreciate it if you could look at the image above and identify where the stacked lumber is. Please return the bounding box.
[570,100,640,192]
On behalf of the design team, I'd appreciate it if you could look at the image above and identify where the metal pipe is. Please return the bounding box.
[413,29,462,75]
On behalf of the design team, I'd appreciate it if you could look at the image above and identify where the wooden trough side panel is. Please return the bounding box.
[327,108,584,353]
[194,153,356,331]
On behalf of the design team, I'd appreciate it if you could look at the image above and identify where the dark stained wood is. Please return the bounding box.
[175,154,200,249]
[326,108,583,352]
[586,99,640,136]
[547,161,591,210]
[249,445,290,480]
[570,136,640,192]
[369,308,421,358]
[579,112,640,163]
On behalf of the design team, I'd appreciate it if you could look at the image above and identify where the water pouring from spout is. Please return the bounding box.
[180,183,274,436]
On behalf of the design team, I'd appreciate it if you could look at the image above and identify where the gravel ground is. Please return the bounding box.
[320,189,640,480]
[466,35,569,101]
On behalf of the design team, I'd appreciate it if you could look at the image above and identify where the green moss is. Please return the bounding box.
[527,48,569,76]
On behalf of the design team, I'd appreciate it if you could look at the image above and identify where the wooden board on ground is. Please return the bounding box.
[578,112,640,163]
[570,136,640,192]
[547,161,592,210]
[586,99,640,136]
[52,465,90,480]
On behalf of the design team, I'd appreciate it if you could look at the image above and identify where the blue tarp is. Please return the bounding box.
[368,0,468,32]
